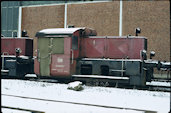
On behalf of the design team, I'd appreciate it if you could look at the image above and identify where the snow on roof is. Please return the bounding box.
[40,27,85,34]
[35,27,86,37]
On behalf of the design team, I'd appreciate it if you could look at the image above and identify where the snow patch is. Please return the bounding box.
[68,81,83,91]
[146,81,170,87]
[25,74,37,78]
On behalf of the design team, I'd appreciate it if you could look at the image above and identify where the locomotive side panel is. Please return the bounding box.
[106,38,129,59]
[1,38,15,55]
[107,38,146,59]
[80,37,147,59]
[127,38,146,59]
[15,39,26,55]
[1,38,33,56]
[80,38,106,58]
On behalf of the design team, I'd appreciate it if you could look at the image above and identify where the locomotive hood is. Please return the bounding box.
[35,27,97,37]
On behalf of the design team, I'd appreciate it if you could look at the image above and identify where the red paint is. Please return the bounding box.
[50,38,71,76]
[35,28,147,77]
[1,38,33,56]
[80,37,146,59]
[81,38,105,58]
[70,60,77,75]
[35,28,97,77]
[72,31,80,59]
[128,38,145,59]
[34,58,40,75]
[50,54,70,76]
[64,37,71,55]
[106,38,130,59]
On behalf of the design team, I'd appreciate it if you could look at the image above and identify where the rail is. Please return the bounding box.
[2,106,45,113]
[2,93,157,113]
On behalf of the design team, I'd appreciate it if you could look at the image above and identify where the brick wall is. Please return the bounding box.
[122,1,170,61]
[67,1,119,36]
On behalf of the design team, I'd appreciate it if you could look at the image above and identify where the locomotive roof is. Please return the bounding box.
[1,37,33,39]
[35,27,96,37]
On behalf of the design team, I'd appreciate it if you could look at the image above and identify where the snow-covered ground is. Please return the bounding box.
[1,79,170,113]
[146,81,170,86]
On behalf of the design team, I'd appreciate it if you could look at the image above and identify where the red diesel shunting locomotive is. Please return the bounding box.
[34,27,160,86]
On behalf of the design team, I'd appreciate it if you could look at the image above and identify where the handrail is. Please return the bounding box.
[71,49,74,64]
[2,52,9,70]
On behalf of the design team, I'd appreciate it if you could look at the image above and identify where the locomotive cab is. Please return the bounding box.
[35,27,96,78]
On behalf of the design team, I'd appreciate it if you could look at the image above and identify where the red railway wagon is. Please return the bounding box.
[1,37,34,77]
[1,37,33,56]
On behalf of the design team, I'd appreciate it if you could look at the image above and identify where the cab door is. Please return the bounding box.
[38,38,51,76]
[50,37,71,76]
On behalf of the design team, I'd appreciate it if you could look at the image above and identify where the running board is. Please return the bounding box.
[1,69,9,73]
[72,75,129,80]
[1,69,9,75]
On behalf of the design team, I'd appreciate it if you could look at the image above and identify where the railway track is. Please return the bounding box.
[152,78,171,82]
[116,83,171,93]
[2,106,45,113]
[146,85,171,92]
[2,94,157,113]
[46,79,171,93]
